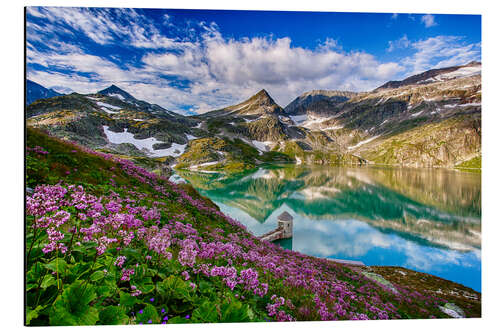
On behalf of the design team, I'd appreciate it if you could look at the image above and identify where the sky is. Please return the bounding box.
[26,7,481,115]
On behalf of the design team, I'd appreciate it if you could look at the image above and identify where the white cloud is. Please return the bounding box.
[421,14,437,28]
[387,34,410,52]
[402,36,481,75]
[26,7,479,115]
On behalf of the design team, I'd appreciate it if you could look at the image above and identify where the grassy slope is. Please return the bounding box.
[176,137,292,174]
[455,156,481,173]
[25,127,480,326]
[281,141,365,166]
[356,115,481,167]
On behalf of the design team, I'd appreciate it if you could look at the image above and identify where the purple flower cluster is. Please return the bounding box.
[26,139,449,322]
[121,268,135,281]
[27,145,49,155]
[114,255,126,268]
[267,295,294,321]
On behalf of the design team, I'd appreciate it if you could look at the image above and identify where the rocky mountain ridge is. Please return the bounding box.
[26,80,62,105]
[26,61,482,172]
[375,61,481,90]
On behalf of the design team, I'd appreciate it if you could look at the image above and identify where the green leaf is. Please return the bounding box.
[26,283,38,292]
[96,285,113,299]
[119,291,137,309]
[99,306,129,325]
[219,297,251,323]
[49,280,99,326]
[137,282,155,294]
[44,257,68,274]
[40,275,56,289]
[121,248,141,261]
[136,304,160,324]
[26,262,45,284]
[192,301,218,323]
[26,305,45,325]
[90,270,105,282]
[166,316,189,324]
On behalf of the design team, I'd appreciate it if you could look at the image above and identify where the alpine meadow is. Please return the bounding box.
[25,7,481,326]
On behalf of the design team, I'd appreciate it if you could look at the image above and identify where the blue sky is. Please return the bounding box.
[26,7,481,114]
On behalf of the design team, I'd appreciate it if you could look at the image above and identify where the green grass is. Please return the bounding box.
[455,155,481,173]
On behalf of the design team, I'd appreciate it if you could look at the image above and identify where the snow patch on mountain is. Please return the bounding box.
[189,161,219,171]
[108,93,125,101]
[97,102,122,110]
[103,126,186,157]
[290,114,308,125]
[323,125,344,131]
[100,107,119,114]
[435,66,481,81]
[252,140,274,153]
[348,135,381,150]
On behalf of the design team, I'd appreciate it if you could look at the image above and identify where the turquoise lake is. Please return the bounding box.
[175,165,481,292]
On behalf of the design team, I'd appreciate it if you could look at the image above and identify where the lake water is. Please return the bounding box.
[175,165,481,292]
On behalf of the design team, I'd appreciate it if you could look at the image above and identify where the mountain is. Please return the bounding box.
[376,61,481,90]
[26,80,63,105]
[97,84,176,117]
[284,90,358,116]
[178,89,366,171]
[98,84,138,103]
[189,61,481,170]
[26,85,202,168]
[341,66,481,167]
[25,61,482,173]
[204,89,284,118]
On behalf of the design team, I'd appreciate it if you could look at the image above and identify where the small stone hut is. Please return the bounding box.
[277,211,293,239]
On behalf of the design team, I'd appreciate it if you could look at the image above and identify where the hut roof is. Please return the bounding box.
[277,211,293,222]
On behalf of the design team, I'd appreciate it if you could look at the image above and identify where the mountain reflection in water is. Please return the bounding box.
[176,165,481,291]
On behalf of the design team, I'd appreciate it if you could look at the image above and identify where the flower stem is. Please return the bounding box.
[26,227,39,263]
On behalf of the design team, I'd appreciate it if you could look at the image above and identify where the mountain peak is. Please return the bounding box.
[221,89,284,116]
[248,89,277,105]
[98,84,136,101]
[255,88,271,97]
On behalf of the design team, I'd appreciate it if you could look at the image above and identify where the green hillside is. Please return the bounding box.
[25,128,480,325]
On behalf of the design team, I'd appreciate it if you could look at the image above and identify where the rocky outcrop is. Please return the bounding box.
[26,62,482,170]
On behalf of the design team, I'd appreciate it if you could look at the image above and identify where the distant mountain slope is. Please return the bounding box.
[26,80,62,105]
[26,85,201,161]
[26,61,482,171]
[376,61,481,90]
[284,90,358,116]
[181,89,366,170]
[194,62,481,169]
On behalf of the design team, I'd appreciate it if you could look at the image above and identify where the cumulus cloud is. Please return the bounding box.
[403,35,481,74]
[385,34,480,76]
[137,34,404,111]
[421,14,437,28]
[387,34,410,52]
[25,7,478,115]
